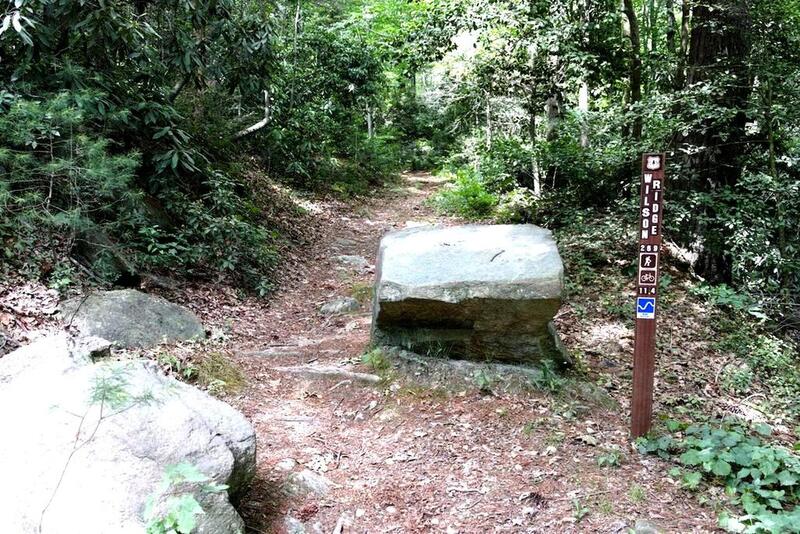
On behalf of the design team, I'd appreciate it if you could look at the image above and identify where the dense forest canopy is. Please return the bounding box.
[1,0,798,314]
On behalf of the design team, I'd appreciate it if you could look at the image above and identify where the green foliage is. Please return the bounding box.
[571,498,589,523]
[157,353,199,382]
[716,325,800,416]
[144,463,228,534]
[362,348,392,373]
[431,168,498,219]
[196,352,245,396]
[472,368,495,393]
[638,420,800,533]
[552,209,637,295]
[597,447,623,468]
[628,484,647,503]
[693,284,754,313]
[0,0,404,292]
[529,359,565,393]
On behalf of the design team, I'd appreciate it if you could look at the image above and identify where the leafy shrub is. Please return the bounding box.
[431,168,498,219]
[495,187,538,223]
[362,348,392,373]
[638,420,800,533]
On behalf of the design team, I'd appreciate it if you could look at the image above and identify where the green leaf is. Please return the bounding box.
[164,462,209,484]
[172,494,204,532]
[680,449,702,466]
[682,471,702,490]
[755,423,773,437]
[777,470,798,486]
[712,460,732,477]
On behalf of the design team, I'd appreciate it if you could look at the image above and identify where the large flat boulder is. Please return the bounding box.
[0,335,256,534]
[60,289,205,348]
[372,224,564,363]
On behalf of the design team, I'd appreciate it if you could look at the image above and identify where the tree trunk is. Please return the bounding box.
[676,0,690,87]
[485,90,492,147]
[623,0,643,142]
[579,80,590,148]
[665,0,677,55]
[288,0,301,114]
[682,0,751,282]
[545,92,561,187]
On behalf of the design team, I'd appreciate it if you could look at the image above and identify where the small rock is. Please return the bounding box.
[385,505,397,515]
[333,238,358,248]
[320,297,361,315]
[355,509,365,518]
[73,336,113,360]
[284,516,306,534]
[607,520,629,534]
[335,255,370,270]
[634,519,663,534]
[276,458,297,471]
[283,469,332,497]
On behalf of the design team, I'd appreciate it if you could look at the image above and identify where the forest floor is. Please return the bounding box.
[188,172,722,533]
[0,171,742,533]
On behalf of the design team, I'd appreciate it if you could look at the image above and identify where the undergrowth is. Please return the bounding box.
[638,420,800,533]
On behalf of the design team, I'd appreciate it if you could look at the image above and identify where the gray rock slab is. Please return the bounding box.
[0,335,256,534]
[60,289,205,348]
[383,348,614,407]
[372,224,564,363]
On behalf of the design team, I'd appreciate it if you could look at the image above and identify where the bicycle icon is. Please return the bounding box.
[640,272,656,284]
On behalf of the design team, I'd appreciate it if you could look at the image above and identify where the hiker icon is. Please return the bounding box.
[640,253,657,268]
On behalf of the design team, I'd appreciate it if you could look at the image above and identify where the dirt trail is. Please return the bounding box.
[225,173,716,533]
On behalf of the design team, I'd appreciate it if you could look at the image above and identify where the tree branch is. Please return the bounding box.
[234,89,270,139]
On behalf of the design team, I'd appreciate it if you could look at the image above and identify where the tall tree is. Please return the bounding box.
[622,0,642,141]
[681,0,752,281]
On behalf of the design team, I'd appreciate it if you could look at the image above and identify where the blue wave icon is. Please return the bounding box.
[637,297,656,318]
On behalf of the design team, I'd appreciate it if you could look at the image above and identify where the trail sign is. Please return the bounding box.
[631,153,666,439]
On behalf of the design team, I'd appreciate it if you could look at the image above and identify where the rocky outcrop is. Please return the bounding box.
[372,224,564,364]
[60,289,205,348]
[0,335,256,534]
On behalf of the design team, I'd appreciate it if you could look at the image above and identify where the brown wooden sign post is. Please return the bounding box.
[631,153,666,438]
